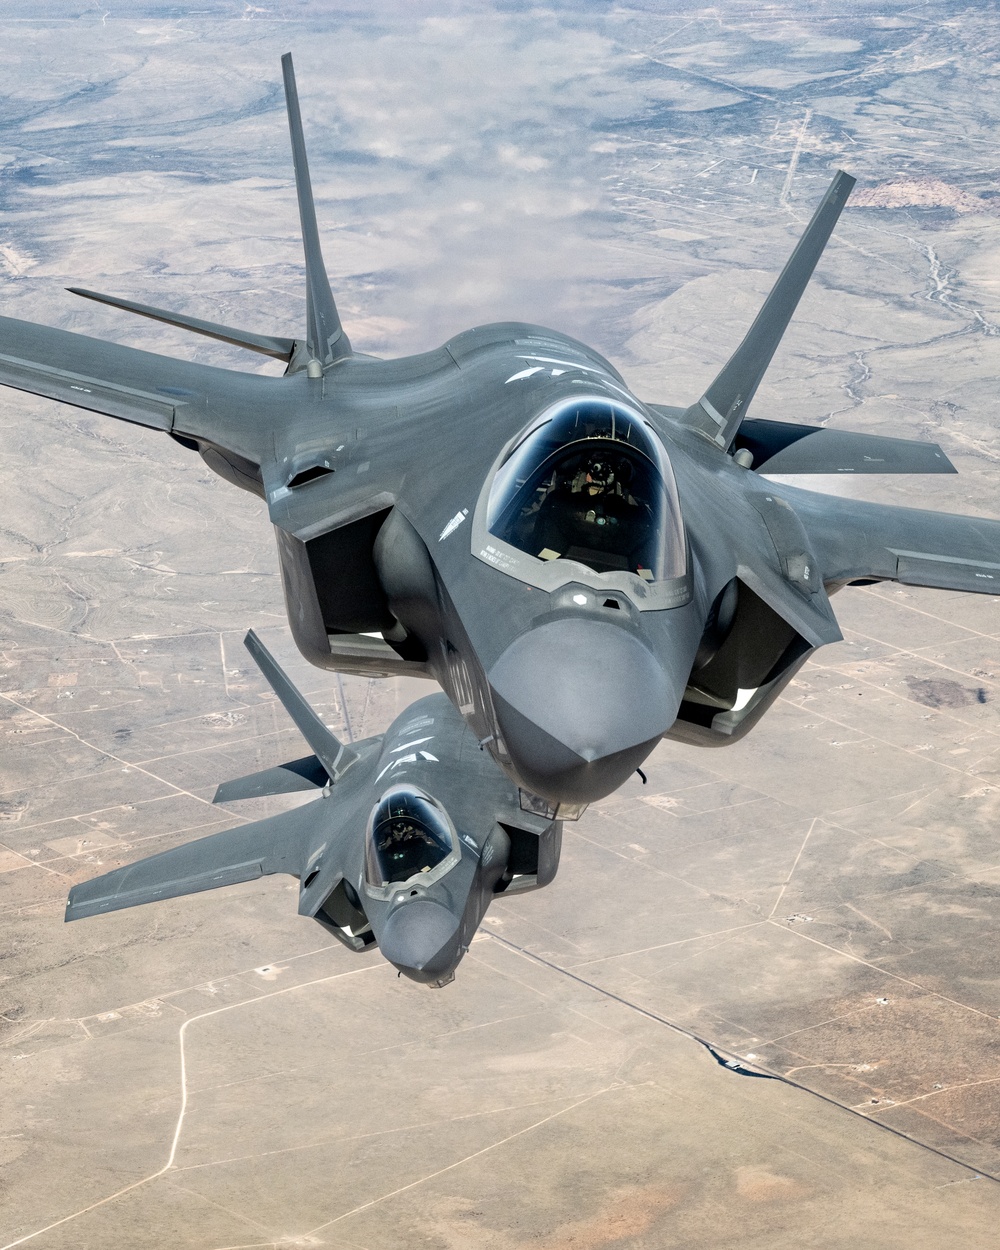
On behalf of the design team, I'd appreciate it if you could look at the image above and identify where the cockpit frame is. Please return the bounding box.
[362,784,464,901]
[471,394,691,611]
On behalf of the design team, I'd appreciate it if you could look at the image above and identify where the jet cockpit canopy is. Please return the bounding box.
[364,786,460,890]
[485,398,686,586]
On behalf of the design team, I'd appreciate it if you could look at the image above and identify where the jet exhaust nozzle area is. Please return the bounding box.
[488,617,681,804]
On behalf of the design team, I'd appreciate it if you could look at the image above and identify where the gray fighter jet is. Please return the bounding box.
[1,56,996,813]
[65,631,560,987]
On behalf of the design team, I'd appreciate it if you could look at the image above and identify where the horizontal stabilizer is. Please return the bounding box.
[68,287,296,361]
[65,801,317,921]
[214,754,329,803]
[737,419,956,475]
[245,629,359,780]
[684,170,856,450]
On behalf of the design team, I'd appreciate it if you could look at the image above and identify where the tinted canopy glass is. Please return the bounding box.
[365,788,455,887]
[486,398,685,581]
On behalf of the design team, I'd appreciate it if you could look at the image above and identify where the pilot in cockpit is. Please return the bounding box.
[485,396,686,585]
[375,816,439,878]
[529,449,644,570]
[572,452,637,505]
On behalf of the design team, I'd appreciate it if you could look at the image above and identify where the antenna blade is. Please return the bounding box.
[68,287,295,360]
[244,630,359,780]
[684,170,855,450]
[281,52,351,367]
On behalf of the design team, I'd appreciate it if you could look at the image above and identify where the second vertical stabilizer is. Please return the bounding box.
[683,170,855,450]
[245,629,359,780]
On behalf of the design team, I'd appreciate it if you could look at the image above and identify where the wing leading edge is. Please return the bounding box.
[0,315,187,433]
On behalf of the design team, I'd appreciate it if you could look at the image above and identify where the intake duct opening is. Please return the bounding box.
[675,579,810,737]
[693,577,739,671]
[314,878,376,951]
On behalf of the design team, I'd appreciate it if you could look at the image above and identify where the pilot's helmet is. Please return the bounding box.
[584,451,635,496]
[584,454,614,492]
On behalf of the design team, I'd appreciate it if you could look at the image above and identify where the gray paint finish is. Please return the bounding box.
[2,56,999,814]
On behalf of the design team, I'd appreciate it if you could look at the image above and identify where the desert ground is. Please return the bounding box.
[4,3,1000,1246]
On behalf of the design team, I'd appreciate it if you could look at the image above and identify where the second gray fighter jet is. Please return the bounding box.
[65,631,560,987]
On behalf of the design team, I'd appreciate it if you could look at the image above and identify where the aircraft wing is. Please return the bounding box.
[0,313,202,431]
[794,488,1000,594]
[65,801,318,921]
[0,312,275,465]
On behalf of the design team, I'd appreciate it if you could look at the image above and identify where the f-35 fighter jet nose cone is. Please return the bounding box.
[376,898,461,983]
[488,618,681,805]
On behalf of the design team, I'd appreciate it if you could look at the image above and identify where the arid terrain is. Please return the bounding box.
[4,3,1000,1247]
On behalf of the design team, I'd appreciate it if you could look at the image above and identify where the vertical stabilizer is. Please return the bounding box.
[683,169,855,450]
[281,53,352,368]
[245,630,359,780]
